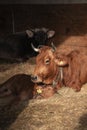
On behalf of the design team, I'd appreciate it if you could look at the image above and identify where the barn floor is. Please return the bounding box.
[0,4,87,130]
[0,52,87,130]
[0,78,87,130]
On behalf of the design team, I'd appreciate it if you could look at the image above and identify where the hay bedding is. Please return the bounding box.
[0,5,87,129]
[0,86,87,130]
[0,52,87,130]
[0,62,87,130]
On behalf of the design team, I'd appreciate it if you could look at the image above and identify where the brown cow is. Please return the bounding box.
[0,74,34,103]
[31,44,87,92]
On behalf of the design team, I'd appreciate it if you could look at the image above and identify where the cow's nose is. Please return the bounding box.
[31,75,37,82]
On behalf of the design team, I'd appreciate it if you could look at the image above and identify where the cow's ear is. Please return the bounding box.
[26,30,34,38]
[47,30,55,38]
[54,57,68,67]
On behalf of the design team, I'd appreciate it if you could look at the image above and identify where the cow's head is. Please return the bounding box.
[26,27,55,46]
[31,43,80,87]
[31,43,59,85]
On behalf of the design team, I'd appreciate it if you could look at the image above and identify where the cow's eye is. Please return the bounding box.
[45,59,50,64]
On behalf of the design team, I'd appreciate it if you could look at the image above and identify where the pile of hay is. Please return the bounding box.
[0,57,87,130]
[0,84,87,130]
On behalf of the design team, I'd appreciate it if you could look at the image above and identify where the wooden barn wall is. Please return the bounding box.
[0,4,87,38]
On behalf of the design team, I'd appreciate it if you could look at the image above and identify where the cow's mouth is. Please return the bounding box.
[37,82,45,86]
[36,82,53,87]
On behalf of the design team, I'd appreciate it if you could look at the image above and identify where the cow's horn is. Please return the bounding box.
[31,43,40,52]
[51,42,56,51]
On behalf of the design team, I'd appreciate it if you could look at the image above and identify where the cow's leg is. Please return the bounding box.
[69,80,81,92]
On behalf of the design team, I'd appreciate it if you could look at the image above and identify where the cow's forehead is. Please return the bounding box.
[40,46,51,51]
[36,46,54,61]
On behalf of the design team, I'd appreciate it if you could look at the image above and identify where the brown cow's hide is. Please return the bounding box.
[54,50,87,91]
[31,45,87,92]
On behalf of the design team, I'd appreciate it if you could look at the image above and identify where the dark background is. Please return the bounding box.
[0,0,87,4]
[0,4,87,43]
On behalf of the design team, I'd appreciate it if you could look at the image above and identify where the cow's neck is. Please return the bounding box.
[52,66,71,88]
[63,65,72,86]
[52,67,64,88]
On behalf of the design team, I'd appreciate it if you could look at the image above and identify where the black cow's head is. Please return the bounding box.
[26,27,55,47]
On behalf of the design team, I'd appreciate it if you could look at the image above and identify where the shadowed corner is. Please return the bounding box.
[74,113,87,130]
[0,100,31,130]
[0,74,34,130]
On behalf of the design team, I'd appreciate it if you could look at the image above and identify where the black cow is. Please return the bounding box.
[0,28,55,62]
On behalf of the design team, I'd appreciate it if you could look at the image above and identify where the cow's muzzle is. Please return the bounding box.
[31,75,38,82]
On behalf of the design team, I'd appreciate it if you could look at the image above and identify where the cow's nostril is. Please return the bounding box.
[31,75,37,81]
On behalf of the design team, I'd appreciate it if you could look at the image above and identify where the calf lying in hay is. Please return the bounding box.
[0,74,57,104]
[0,74,34,104]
